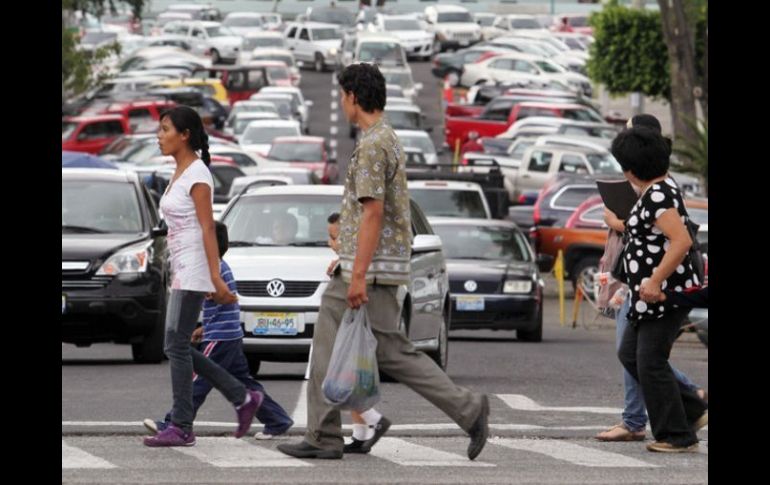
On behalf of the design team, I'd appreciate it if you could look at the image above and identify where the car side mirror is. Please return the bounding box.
[412,234,443,253]
[151,220,168,238]
[536,254,554,273]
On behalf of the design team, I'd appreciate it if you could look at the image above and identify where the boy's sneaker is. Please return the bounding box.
[235,390,264,438]
[254,419,294,440]
[143,424,195,447]
[143,419,168,436]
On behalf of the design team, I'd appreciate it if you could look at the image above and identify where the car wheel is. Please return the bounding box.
[428,304,449,370]
[210,49,221,64]
[246,354,262,375]
[314,53,325,72]
[132,292,166,364]
[572,255,600,298]
[518,303,543,342]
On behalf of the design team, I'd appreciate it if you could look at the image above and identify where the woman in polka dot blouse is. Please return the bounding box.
[607,126,708,453]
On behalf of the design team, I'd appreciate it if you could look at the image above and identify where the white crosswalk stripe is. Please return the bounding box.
[490,438,660,468]
[62,440,117,469]
[174,438,311,467]
[368,437,494,467]
[497,394,623,414]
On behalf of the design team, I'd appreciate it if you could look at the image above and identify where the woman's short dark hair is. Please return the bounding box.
[327,212,340,224]
[160,106,211,166]
[215,221,229,258]
[337,63,386,113]
[610,126,670,181]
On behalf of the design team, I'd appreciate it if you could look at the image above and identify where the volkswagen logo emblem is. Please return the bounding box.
[464,280,478,292]
[266,279,285,297]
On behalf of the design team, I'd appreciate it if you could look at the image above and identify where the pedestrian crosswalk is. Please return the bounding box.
[62,436,707,470]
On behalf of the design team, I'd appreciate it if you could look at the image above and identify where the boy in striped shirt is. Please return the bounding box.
[144,221,294,439]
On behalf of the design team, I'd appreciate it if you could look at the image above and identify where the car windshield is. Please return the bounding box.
[253,54,294,66]
[205,26,236,37]
[234,117,273,135]
[432,224,531,261]
[476,16,495,27]
[384,19,421,30]
[585,153,623,174]
[223,194,342,246]
[243,37,285,49]
[242,126,298,144]
[399,135,435,154]
[385,110,420,130]
[409,189,487,218]
[62,180,144,233]
[437,12,473,23]
[225,17,262,27]
[252,97,293,117]
[687,207,708,226]
[311,28,342,40]
[267,66,290,79]
[359,42,403,63]
[62,122,79,140]
[382,71,412,88]
[268,143,322,162]
[562,108,604,123]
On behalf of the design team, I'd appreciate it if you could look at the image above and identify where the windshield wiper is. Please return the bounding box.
[62,224,108,234]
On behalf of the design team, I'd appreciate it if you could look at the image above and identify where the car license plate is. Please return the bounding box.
[245,312,302,336]
[62,294,66,315]
[457,296,484,311]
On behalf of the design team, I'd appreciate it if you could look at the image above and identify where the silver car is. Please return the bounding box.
[220,185,451,372]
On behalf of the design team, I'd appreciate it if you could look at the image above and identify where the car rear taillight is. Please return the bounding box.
[518,194,527,204]
[461,157,469,165]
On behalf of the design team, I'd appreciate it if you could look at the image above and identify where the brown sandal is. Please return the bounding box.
[595,423,646,442]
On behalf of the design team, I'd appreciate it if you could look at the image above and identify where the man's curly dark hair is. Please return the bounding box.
[337,63,386,113]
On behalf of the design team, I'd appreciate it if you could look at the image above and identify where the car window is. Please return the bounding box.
[299,29,310,41]
[550,186,597,210]
[559,154,590,174]
[527,150,552,173]
[62,180,144,233]
[409,188,488,219]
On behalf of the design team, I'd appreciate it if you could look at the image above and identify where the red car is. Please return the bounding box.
[98,100,176,131]
[444,101,603,148]
[62,115,131,154]
[265,136,338,184]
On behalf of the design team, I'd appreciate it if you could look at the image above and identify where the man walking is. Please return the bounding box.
[277,63,489,460]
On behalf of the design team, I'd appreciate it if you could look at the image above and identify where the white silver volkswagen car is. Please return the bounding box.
[220,185,450,373]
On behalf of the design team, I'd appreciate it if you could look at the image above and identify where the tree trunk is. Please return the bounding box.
[657,0,698,148]
[701,15,708,123]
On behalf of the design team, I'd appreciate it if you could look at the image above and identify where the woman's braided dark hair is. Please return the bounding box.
[160,106,211,166]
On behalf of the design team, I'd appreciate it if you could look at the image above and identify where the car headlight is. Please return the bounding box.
[503,280,532,294]
[328,48,338,56]
[96,241,151,275]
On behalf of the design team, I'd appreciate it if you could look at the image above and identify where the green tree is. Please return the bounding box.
[61,0,145,101]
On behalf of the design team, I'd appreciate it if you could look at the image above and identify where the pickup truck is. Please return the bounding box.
[510,144,623,201]
[444,100,603,148]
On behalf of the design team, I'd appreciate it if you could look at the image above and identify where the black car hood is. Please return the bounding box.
[446,259,534,281]
[62,233,148,261]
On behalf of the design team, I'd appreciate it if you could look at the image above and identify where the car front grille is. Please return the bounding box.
[237,281,321,298]
[450,281,501,294]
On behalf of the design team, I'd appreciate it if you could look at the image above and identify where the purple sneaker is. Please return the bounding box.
[234,390,264,438]
[143,424,195,447]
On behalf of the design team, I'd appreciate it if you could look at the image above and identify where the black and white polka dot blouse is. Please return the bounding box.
[622,177,700,321]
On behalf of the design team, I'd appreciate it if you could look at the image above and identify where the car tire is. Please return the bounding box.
[210,49,221,64]
[246,354,262,375]
[132,292,166,364]
[314,53,325,72]
[518,304,543,342]
[572,255,600,297]
[428,303,450,370]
